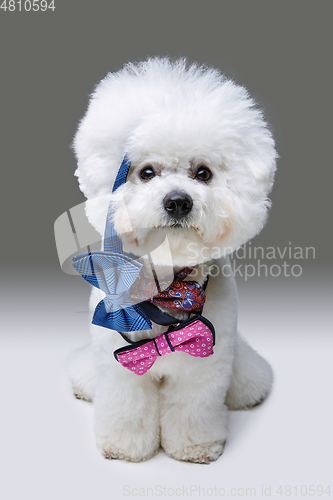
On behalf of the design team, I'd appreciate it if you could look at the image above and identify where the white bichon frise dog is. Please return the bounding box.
[67,57,277,464]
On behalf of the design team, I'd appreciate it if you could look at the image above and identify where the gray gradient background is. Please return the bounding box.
[0,0,332,264]
[1,3,333,500]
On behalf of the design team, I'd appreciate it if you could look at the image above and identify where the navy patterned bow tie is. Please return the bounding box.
[72,156,206,333]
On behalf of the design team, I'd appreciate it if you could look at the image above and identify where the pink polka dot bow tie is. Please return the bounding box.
[113,315,215,375]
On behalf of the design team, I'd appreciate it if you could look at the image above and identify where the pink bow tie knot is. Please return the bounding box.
[113,317,215,376]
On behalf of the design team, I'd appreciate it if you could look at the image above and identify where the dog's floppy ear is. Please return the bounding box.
[237,120,277,188]
[238,109,277,186]
[211,82,277,188]
[72,130,123,199]
[83,194,112,235]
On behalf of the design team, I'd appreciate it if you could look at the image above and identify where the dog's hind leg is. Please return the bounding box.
[66,344,96,402]
[225,332,273,410]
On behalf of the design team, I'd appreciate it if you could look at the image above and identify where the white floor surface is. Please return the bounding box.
[0,263,332,500]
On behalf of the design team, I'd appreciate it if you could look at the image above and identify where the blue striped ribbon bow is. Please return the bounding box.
[72,156,152,332]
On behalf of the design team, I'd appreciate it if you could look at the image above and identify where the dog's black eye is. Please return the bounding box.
[140,167,155,181]
[195,166,212,182]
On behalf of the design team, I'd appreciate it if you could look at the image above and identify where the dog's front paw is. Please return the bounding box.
[165,441,225,464]
[95,404,160,463]
[93,361,161,462]
[97,432,160,463]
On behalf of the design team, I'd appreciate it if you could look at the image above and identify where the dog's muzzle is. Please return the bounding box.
[163,191,193,220]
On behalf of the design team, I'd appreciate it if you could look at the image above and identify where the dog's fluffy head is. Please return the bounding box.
[73,58,277,266]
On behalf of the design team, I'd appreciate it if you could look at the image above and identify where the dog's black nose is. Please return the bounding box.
[163,191,193,219]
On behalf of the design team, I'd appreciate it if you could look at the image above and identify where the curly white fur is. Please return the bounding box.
[68,57,277,463]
